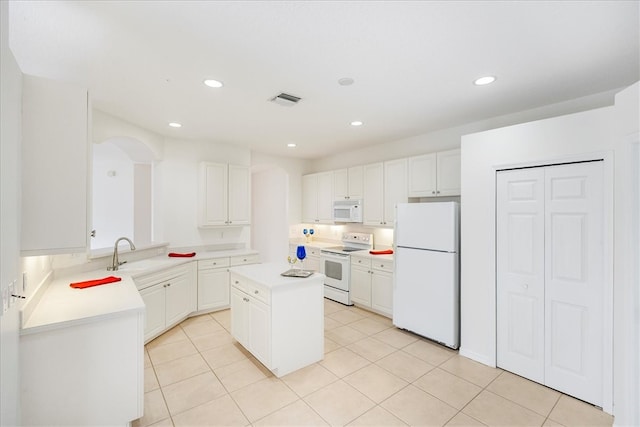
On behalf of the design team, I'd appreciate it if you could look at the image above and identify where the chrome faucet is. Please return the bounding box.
[107,237,136,271]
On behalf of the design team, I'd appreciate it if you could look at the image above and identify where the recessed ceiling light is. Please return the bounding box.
[204,79,223,88]
[287,143,297,148]
[338,77,355,86]
[474,76,496,86]
[168,122,182,128]
[350,121,363,126]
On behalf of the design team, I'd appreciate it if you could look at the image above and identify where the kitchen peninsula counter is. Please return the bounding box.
[19,248,258,426]
[21,248,258,334]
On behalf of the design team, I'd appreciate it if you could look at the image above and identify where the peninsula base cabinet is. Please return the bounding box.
[230,264,324,377]
[350,255,394,317]
[20,311,144,426]
[137,263,197,343]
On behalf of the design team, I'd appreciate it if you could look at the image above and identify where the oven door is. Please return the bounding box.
[320,251,350,292]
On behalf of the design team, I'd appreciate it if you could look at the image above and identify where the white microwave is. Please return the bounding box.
[333,200,363,223]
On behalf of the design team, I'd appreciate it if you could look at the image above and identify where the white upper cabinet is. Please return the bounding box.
[363,163,384,225]
[198,162,250,227]
[228,164,251,224]
[383,158,408,225]
[302,171,333,223]
[333,166,363,200]
[408,149,461,197]
[363,160,407,226]
[21,75,89,255]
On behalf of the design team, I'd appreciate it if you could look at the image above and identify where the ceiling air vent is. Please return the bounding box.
[270,92,301,107]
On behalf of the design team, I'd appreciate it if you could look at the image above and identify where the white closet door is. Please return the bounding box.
[544,161,604,406]
[497,168,545,383]
[497,161,605,408]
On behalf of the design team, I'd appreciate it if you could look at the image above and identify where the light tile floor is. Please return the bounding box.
[135,300,614,427]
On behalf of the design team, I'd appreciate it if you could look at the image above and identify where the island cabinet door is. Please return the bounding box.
[248,299,271,367]
[230,288,249,347]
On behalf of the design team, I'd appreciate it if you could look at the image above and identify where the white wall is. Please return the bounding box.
[155,138,251,248]
[310,89,619,173]
[251,168,289,263]
[92,109,165,160]
[92,142,134,248]
[460,82,639,423]
[251,151,310,225]
[611,82,640,426]
[0,1,23,423]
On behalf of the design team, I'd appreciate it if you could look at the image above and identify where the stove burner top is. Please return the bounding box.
[323,246,365,253]
[321,233,374,255]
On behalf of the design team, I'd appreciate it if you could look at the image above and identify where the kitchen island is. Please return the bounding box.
[229,262,325,377]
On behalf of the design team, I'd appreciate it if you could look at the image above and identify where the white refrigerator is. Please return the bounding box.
[393,202,460,349]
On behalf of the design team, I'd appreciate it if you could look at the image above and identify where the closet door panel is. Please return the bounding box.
[544,161,604,407]
[496,168,545,383]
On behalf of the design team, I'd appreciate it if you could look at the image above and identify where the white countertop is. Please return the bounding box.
[21,249,258,335]
[350,250,394,262]
[119,249,259,278]
[289,239,394,261]
[229,262,325,289]
[21,272,144,335]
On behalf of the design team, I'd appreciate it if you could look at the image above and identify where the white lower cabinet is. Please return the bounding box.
[231,279,272,368]
[20,311,144,426]
[351,261,372,306]
[371,266,393,315]
[230,265,324,377]
[137,263,197,342]
[350,255,393,317]
[197,258,231,312]
[196,254,260,313]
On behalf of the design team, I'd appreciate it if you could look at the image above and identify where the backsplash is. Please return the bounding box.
[289,223,394,249]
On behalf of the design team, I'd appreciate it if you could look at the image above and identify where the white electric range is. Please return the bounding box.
[320,232,373,305]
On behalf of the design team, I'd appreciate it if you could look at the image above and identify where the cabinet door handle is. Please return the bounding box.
[254,290,259,294]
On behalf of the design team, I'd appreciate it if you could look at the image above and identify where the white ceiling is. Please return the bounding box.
[8,1,639,159]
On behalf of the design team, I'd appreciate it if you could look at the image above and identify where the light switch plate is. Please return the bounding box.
[2,286,8,314]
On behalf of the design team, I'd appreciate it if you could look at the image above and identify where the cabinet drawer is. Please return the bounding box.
[307,247,322,257]
[247,281,269,305]
[230,273,270,305]
[371,258,394,272]
[198,257,230,270]
[134,264,189,290]
[230,253,260,266]
[351,256,371,268]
